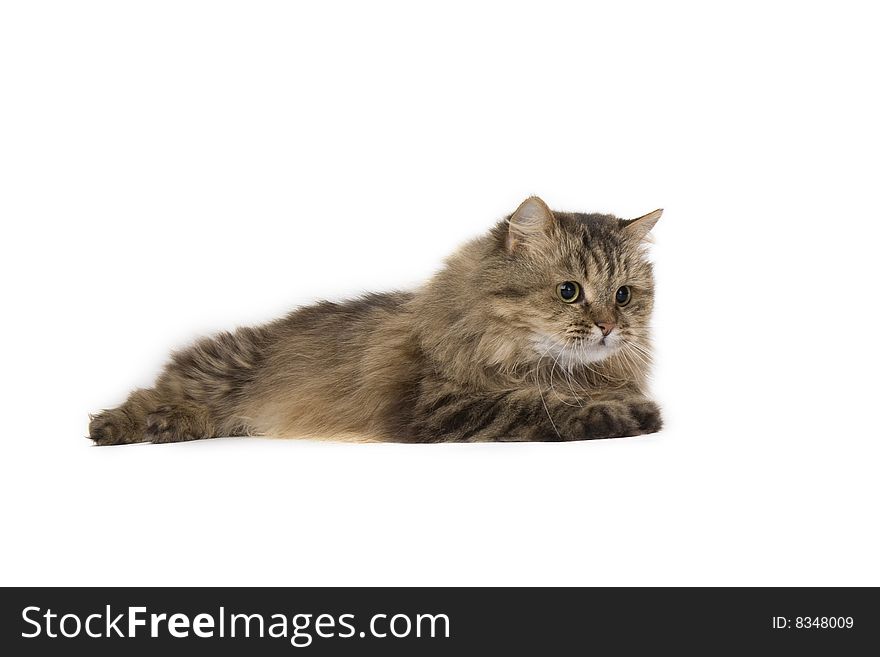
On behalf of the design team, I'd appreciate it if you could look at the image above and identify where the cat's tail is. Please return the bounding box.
[88,326,269,445]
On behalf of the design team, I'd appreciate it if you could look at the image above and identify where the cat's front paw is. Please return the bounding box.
[567,398,662,440]
[626,398,663,434]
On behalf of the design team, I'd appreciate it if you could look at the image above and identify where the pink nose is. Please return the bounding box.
[596,321,616,337]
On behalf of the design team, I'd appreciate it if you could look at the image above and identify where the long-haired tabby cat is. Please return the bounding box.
[89,197,662,445]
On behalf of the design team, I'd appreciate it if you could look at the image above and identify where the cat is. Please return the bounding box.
[88,196,663,445]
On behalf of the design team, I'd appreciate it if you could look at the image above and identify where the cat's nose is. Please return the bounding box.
[596,321,616,337]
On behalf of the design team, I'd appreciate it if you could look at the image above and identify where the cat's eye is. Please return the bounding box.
[615,285,631,306]
[556,281,581,303]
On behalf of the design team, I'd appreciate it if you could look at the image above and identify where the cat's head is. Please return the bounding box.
[485,196,660,372]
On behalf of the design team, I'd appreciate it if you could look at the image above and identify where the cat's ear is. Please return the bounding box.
[621,209,662,241]
[507,196,556,251]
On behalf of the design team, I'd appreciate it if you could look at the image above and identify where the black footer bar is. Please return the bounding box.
[2,587,876,654]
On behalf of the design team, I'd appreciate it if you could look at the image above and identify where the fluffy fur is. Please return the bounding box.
[89,197,663,445]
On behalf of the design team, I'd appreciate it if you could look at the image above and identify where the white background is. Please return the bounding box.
[1,1,878,586]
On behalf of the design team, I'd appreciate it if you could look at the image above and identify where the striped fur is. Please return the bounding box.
[89,197,662,445]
